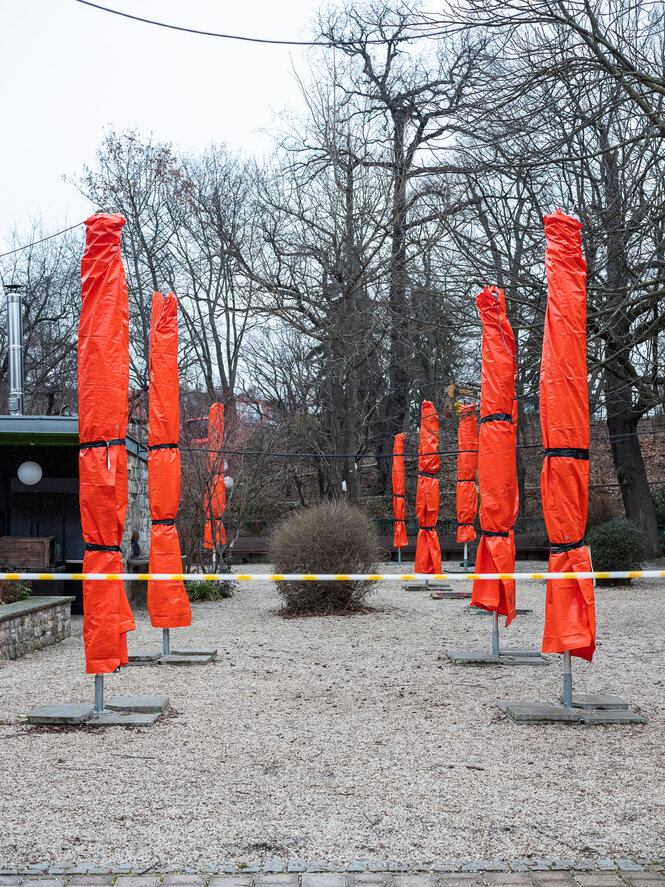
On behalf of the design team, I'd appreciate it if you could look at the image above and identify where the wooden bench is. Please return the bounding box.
[228,532,550,564]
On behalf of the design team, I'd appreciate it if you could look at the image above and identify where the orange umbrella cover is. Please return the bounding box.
[471,286,519,625]
[415,401,442,573]
[78,213,135,674]
[541,210,595,661]
[204,403,226,549]
[456,403,478,543]
[392,433,408,549]
[147,292,191,628]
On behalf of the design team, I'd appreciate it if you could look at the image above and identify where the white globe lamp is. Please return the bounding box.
[18,461,42,486]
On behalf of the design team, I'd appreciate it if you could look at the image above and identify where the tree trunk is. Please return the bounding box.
[599,128,661,556]
[377,112,410,492]
[605,386,661,557]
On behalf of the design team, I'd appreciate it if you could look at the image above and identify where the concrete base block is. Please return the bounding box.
[577,709,647,724]
[128,649,216,666]
[19,703,94,725]
[126,652,161,666]
[88,711,161,728]
[447,651,501,665]
[497,699,647,725]
[448,649,548,666]
[107,695,170,714]
[501,647,543,658]
[171,648,217,657]
[162,653,214,665]
[403,581,454,592]
[565,693,630,710]
[430,590,473,600]
[468,605,533,616]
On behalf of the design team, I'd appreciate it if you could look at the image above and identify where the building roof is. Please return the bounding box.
[0,415,146,458]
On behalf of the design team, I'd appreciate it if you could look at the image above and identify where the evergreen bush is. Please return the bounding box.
[588,516,645,585]
[185,579,234,601]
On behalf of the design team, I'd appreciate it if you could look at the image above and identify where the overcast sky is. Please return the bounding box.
[0,0,322,250]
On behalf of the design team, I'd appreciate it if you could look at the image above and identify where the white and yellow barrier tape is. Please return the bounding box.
[1,571,664,582]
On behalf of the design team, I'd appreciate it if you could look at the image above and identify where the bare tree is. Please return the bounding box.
[0,222,83,415]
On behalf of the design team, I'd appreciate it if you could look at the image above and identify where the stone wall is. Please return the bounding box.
[123,447,150,558]
[0,596,74,661]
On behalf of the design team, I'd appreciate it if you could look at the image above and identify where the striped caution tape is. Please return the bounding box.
[1,571,664,582]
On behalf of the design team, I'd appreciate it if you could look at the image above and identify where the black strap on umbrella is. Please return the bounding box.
[480,413,512,424]
[85,543,121,552]
[148,443,179,450]
[458,522,474,527]
[79,438,126,470]
[544,447,589,460]
[420,525,437,531]
[458,477,476,482]
[152,518,176,526]
[394,518,406,523]
[551,538,586,553]
[80,438,125,449]
[393,493,405,498]
[482,530,509,537]
[419,471,438,479]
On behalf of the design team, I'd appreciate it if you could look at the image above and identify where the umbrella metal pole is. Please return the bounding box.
[94,673,104,716]
[397,547,401,564]
[463,542,468,571]
[562,650,573,708]
[491,610,500,656]
[162,628,171,657]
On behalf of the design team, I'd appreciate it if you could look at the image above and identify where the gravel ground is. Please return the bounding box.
[1,559,664,867]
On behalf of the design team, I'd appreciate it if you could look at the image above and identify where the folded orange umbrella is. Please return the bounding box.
[147,292,191,628]
[541,210,595,661]
[415,401,442,574]
[392,433,408,550]
[456,404,478,543]
[204,403,226,549]
[79,213,135,674]
[471,286,519,625]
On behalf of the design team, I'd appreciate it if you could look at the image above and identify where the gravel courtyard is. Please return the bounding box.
[1,561,664,868]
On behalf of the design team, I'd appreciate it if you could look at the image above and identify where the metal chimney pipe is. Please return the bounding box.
[5,284,24,415]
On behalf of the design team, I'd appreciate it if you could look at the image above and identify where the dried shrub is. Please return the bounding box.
[269,500,381,615]
[0,580,31,604]
[588,516,645,586]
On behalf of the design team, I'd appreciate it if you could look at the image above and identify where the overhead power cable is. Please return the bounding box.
[0,223,84,259]
[181,425,665,460]
[72,0,436,46]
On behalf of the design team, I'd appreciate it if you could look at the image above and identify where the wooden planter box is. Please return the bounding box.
[0,536,55,570]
